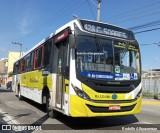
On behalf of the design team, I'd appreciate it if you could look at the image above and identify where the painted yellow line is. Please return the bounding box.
[142,101,160,105]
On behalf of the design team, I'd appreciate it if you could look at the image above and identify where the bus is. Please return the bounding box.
[12,19,142,118]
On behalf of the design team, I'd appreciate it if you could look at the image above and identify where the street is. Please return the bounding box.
[0,85,160,133]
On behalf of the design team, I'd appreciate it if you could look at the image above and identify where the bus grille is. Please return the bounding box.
[86,104,136,113]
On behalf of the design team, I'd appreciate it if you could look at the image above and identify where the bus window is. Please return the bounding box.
[21,58,26,72]
[43,41,52,67]
[26,54,30,72]
[35,47,43,69]
[30,52,34,70]
[17,61,20,73]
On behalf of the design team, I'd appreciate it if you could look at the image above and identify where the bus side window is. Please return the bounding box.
[21,58,26,72]
[17,61,20,73]
[35,47,43,69]
[30,52,34,70]
[43,40,52,67]
[26,54,30,72]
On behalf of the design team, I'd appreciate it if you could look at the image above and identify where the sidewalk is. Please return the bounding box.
[142,97,160,105]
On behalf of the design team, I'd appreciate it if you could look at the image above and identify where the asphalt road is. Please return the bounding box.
[0,85,160,133]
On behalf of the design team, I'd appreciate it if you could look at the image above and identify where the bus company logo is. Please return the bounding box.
[112,94,118,100]
[30,78,38,83]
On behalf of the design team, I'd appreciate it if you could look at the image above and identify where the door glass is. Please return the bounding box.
[56,39,69,109]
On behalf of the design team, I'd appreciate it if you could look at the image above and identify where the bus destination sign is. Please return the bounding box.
[80,20,134,39]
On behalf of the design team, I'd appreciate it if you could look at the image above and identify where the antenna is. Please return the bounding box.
[73,14,79,20]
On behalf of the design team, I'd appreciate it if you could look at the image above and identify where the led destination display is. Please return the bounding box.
[80,20,135,40]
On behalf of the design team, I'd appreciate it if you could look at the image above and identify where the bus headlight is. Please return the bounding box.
[71,84,90,100]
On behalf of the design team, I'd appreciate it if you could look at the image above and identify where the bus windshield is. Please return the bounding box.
[76,35,140,81]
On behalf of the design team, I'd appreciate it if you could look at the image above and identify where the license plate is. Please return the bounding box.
[109,105,121,110]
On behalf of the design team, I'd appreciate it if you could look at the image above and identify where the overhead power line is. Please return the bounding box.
[134,27,160,34]
[29,0,79,33]
[105,1,160,21]
[128,19,160,34]
[86,0,96,20]
[90,0,98,7]
[46,1,85,27]
[140,42,160,46]
[112,11,160,24]
[128,19,160,35]
[19,0,84,43]
[129,20,160,30]
[108,6,160,22]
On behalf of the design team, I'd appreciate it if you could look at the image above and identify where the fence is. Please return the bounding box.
[142,79,160,99]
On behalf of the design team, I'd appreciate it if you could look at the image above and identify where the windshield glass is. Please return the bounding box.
[114,41,140,80]
[76,35,140,81]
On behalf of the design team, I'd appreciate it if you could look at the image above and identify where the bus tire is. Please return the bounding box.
[46,94,57,118]
[18,88,23,100]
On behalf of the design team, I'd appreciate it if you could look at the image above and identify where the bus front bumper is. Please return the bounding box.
[70,95,142,117]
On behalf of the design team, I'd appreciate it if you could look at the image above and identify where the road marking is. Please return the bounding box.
[3,113,19,125]
[0,109,20,125]
[142,101,160,105]
[142,121,153,124]
[0,109,30,133]
[0,109,41,133]
[0,109,22,132]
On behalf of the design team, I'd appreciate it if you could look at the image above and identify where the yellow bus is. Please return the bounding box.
[12,19,142,118]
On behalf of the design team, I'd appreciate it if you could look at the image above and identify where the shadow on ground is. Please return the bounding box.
[21,97,139,130]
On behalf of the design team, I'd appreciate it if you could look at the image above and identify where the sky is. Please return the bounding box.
[0,0,160,71]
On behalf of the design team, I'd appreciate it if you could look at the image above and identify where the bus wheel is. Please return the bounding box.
[46,95,57,118]
[18,88,23,100]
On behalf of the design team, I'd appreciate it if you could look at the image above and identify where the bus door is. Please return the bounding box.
[56,39,69,110]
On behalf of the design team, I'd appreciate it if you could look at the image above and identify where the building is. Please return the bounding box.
[0,58,8,84]
[7,52,21,83]
[8,52,20,73]
[142,69,160,79]
[0,52,20,85]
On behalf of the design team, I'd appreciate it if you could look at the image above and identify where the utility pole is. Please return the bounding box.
[12,42,22,57]
[97,0,101,22]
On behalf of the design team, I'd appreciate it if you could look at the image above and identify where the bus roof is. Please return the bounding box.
[14,19,134,63]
